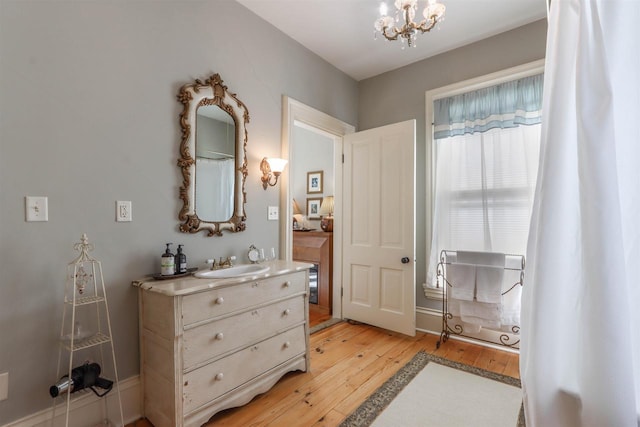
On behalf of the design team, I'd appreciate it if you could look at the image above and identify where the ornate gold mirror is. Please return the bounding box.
[177,74,249,236]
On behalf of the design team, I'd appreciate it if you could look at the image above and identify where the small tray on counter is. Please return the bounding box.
[152,267,198,280]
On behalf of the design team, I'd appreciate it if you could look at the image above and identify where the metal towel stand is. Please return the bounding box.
[435,249,525,350]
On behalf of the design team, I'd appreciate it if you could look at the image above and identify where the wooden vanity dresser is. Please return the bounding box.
[132,261,311,427]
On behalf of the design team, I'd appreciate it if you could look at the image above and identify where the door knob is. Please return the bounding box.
[401,257,410,264]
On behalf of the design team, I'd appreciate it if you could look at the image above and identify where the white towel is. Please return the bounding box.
[459,300,502,329]
[450,316,482,334]
[475,265,504,303]
[448,262,476,301]
[461,315,501,329]
[448,298,461,316]
[457,251,505,267]
[462,322,482,333]
[501,271,522,327]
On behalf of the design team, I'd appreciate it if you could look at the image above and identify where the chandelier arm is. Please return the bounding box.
[382,26,401,41]
[417,18,438,34]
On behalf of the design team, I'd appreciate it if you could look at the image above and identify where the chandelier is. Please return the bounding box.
[374,0,446,48]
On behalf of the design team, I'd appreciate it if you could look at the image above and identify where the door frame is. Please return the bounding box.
[280,96,355,319]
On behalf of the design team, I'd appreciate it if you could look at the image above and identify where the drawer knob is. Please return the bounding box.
[283,308,291,316]
[284,341,291,348]
[215,297,224,305]
[215,373,224,381]
[215,332,224,341]
[284,281,291,288]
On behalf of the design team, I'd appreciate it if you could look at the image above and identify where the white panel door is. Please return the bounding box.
[342,120,416,336]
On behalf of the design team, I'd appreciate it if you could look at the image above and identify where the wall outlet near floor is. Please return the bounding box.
[0,372,8,401]
[116,201,132,222]
[268,206,279,220]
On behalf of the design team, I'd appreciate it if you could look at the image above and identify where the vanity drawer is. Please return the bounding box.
[182,325,306,414]
[182,271,306,325]
[183,296,305,369]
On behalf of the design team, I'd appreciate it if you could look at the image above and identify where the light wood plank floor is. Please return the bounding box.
[309,303,333,327]
[129,320,519,427]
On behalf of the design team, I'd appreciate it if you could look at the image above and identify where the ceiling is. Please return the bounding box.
[236,0,547,81]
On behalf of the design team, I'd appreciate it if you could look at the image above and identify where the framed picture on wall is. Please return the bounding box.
[306,197,323,219]
[307,171,323,194]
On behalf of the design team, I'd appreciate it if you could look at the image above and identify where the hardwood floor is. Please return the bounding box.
[128,319,519,427]
[309,303,333,327]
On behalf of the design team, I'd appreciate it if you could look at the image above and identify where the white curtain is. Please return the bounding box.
[195,157,235,221]
[521,1,640,426]
[427,125,540,288]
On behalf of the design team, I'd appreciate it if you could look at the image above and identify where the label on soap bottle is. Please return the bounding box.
[161,255,175,276]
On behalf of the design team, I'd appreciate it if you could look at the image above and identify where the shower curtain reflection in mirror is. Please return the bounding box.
[196,157,235,221]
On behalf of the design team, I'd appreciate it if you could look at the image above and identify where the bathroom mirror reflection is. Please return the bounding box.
[195,105,235,221]
[177,74,249,236]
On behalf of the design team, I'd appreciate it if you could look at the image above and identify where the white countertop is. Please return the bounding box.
[132,260,313,296]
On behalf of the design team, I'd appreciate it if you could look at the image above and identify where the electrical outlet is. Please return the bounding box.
[268,206,279,220]
[0,372,8,401]
[116,201,132,222]
[25,196,48,222]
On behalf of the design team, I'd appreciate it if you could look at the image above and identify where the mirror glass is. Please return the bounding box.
[177,74,248,236]
[195,105,235,221]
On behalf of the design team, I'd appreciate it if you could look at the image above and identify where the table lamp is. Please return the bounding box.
[319,196,334,232]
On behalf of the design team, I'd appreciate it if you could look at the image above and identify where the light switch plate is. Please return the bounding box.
[116,201,132,222]
[268,206,279,220]
[25,196,48,222]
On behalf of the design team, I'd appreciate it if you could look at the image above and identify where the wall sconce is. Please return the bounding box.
[260,157,288,190]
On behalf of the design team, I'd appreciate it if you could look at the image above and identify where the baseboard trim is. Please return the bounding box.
[416,306,443,336]
[2,376,141,427]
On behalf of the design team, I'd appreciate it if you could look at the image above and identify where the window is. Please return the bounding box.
[425,62,544,295]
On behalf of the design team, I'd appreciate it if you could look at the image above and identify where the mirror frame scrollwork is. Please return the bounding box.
[177,74,249,236]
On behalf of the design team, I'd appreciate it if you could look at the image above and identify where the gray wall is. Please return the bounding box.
[0,0,357,423]
[358,19,548,309]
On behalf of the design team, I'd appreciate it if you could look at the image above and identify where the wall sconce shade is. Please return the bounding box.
[261,157,288,190]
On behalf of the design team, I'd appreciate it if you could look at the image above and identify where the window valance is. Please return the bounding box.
[434,74,543,139]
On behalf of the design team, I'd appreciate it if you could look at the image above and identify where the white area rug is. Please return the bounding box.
[340,351,525,427]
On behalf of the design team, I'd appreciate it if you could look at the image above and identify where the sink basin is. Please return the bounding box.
[194,264,270,279]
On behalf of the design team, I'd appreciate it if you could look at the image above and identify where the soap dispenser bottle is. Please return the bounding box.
[175,244,187,274]
[161,243,175,276]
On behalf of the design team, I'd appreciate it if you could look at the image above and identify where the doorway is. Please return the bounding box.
[290,123,335,313]
[281,97,355,319]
